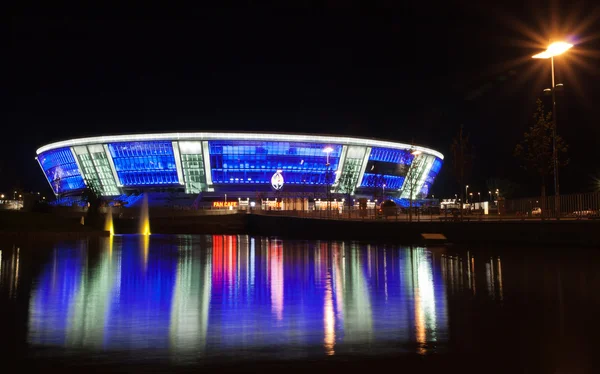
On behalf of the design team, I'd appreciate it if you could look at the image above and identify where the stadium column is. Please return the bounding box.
[355,147,372,189]
[331,145,348,192]
[172,141,185,186]
[400,154,435,200]
[202,141,214,192]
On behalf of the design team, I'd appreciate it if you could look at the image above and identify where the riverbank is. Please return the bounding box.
[113,212,600,247]
[0,211,109,241]
[3,210,599,246]
[245,214,600,246]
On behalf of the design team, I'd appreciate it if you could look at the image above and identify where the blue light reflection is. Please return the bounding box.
[28,236,449,360]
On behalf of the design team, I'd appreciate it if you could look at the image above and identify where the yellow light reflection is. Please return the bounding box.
[497,257,504,301]
[142,234,150,270]
[471,257,476,295]
[139,194,151,236]
[324,272,335,356]
[104,206,114,236]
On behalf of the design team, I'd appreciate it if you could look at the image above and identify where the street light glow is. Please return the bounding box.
[411,150,422,156]
[323,147,334,153]
[532,41,573,59]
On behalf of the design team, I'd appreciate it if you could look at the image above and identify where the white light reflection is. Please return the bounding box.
[169,236,211,358]
[341,243,372,343]
[66,237,121,347]
[412,247,437,355]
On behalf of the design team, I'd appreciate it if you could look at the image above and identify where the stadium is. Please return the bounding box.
[35,133,443,209]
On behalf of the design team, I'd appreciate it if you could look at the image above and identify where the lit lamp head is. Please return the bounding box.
[323,147,334,167]
[532,41,573,59]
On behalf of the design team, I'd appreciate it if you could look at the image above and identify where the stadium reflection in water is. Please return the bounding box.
[24,235,501,361]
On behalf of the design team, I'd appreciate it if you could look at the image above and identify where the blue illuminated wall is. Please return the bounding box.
[38,147,86,194]
[360,147,414,189]
[108,141,179,186]
[208,141,342,185]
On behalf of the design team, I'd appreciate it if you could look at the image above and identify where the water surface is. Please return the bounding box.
[0,235,598,372]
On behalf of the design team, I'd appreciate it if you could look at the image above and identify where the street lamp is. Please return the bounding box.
[465,185,469,203]
[478,192,481,204]
[489,190,492,202]
[533,41,573,218]
[323,146,334,166]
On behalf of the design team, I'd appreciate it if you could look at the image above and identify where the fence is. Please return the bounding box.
[253,207,443,222]
[504,192,600,219]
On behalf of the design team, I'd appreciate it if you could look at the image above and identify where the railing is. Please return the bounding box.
[504,192,600,220]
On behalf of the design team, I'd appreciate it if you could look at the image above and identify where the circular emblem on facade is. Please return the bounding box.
[271,170,284,190]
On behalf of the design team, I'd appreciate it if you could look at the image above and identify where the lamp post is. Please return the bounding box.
[465,185,469,204]
[489,190,492,202]
[382,183,386,200]
[533,41,573,218]
[478,192,481,204]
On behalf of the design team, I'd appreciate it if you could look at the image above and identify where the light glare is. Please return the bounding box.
[532,41,573,58]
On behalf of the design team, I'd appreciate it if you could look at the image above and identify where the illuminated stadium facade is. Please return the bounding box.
[35,133,443,206]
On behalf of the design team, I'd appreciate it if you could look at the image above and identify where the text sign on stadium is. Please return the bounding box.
[213,201,238,208]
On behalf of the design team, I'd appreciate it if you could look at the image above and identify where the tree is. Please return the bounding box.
[81,179,104,228]
[404,151,424,222]
[451,124,474,204]
[514,98,568,202]
[485,178,519,199]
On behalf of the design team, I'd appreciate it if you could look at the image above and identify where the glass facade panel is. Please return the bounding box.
[76,153,103,193]
[108,141,179,186]
[208,141,342,185]
[336,146,367,194]
[360,147,414,188]
[38,147,85,194]
[360,173,405,190]
[368,147,414,164]
[181,154,206,193]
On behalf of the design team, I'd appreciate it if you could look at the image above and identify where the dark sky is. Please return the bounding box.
[6,1,600,198]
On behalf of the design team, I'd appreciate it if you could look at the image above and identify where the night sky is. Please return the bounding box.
[6,1,600,198]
